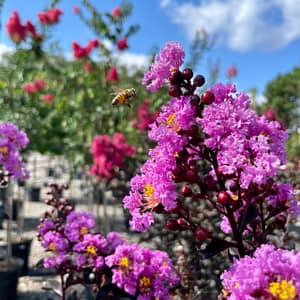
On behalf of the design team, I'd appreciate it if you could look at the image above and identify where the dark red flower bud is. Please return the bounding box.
[182,68,193,80]
[169,70,183,85]
[153,204,165,214]
[194,226,211,240]
[217,191,232,205]
[180,185,193,196]
[201,91,215,105]
[169,85,182,98]
[165,218,180,230]
[190,94,200,106]
[229,182,239,192]
[193,75,205,87]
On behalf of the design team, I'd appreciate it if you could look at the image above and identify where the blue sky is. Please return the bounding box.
[1,0,300,98]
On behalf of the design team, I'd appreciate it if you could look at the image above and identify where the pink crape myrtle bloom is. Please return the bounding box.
[5,11,27,43]
[38,8,63,25]
[111,7,122,18]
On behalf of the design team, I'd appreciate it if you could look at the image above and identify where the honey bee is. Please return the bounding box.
[111,88,137,107]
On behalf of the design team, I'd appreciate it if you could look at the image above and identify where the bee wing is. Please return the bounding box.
[110,87,124,96]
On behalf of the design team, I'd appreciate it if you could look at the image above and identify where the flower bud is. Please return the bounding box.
[194,226,211,240]
[168,85,182,98]
[180,185,193,196]
[193,74,205,87]
[165,218,180,230]
[217,191,232,205]
[201,91,215,105]
[182,68,193,80]
[169,70,183,85]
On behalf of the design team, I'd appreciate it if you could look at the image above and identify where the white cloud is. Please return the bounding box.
[161,0,300,51]
[0,43,13,58]
[160,0,172,8]
[117,52,149,70]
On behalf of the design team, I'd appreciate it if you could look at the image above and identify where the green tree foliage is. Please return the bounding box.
[263,67,300,130]
[261,67,300,160]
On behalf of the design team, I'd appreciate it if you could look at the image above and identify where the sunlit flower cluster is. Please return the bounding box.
[106,243,179,299]
[0,122,29,179]
[90,132,136,181]
[221,244,300,300]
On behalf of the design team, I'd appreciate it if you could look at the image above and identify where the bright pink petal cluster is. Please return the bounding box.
[38,7,63,25]
[72,39,99,59]
[221,244,300,299]
[111,7,122,18]
[124,96,196,231]
[42,94,54,103]
[131,99,156,131]
[142,41,185,92]
[107,66,119,82]
[198,83,288,189]
[0,122,29,179]
[105,243,179,299]
[116,37,128,50]
[226,65,238,78]
[23,79,46,94]
[90,133,136,181]
[5,11,40,42]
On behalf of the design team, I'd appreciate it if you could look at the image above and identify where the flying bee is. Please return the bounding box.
[111,88,137,108]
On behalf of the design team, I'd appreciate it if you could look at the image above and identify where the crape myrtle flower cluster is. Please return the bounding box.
[124,41,299,257]
[106,243,179,300]
[23,78,46,94]
[5,11,41,43]
[6,7,62,44]
[90,132,136,182]
[72,39,99,59]
[131,99,157,131]
[220,244,300,300]
[38,7,63,25]
[0,122,29,181]
[38,184,178,299]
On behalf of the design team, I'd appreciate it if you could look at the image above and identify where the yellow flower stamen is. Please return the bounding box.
[166,113,176,125]
[144,183,154,197]
[269,279,296,300]
[0,146,8,155]
[48,242,56,251]
[142,183,160,211]
[119,257,130,268]
[231,194,239,201]
[80,227,89,235]
[86,245,97,256]
[139,276,151,288]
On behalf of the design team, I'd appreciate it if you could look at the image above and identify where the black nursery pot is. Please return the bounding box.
[28,187,41,202]
[0,257,23,300]
[12,239,32,275]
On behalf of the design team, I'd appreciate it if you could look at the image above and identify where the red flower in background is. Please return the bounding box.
[85,39,99,53]
[42,94,54,103]
[23,79,46,94]
[111,7,122,18]
[107,66,119,82]
[83,61,93,73]
[34,79,46,90]
[263,108,277,121]
[226,65,238,78]
[72,39,99,59]
[5,11,27,43]
[38,8,63,25]
[25,21,41,39]
[117,37,128,51]
[24,83,37,94]
[131,99,156,131]
[90,133,136,181]
[72,6,80,14]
